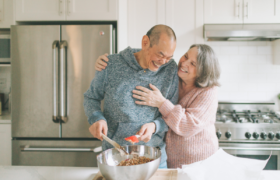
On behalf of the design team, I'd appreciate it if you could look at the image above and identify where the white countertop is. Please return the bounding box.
[0,166,99,180]
[0,166,280,180]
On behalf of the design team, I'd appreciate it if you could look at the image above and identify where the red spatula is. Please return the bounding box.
[124,135,141,144]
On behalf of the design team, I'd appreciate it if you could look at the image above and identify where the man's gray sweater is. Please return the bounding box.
[84,47,179,164]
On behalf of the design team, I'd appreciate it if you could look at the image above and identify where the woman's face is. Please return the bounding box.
[178,47,198,84]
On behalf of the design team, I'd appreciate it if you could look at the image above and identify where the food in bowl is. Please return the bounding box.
[118,156,154,166]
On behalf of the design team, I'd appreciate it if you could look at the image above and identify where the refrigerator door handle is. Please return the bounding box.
[21,145,102,152]
[52,41,60,123]
[59,41,68,123]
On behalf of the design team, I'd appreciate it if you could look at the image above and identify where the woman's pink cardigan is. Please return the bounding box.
[159,86,219,168]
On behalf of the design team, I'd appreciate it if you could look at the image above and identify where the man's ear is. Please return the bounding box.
[142,35,150,50]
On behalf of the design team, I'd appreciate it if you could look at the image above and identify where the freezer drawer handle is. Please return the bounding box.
[52,41,60,123]
[220,147,280,151]
[21,145,102,152]
[59,41,68,123]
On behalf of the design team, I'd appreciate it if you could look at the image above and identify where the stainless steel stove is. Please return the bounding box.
[215,102,280,170]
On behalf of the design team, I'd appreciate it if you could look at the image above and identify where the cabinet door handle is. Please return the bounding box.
[236,2,240,18]
[246,2,249,18]
[59,0,63,15]
[67,0,71,15]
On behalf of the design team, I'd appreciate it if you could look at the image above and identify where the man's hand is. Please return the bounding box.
[89,120,108,140]
[136,123,156,143]
[95,54,109,71]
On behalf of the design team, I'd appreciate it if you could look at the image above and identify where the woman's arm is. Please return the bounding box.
[95,53,109,71]
[133,73,179,137]
[159,87,218,138]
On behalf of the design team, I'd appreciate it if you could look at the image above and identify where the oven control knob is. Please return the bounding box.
[216,131,222,139]
[253,132,259,139]
[225,131,231,139]
[268,132,275,140]
[276,133,280,140]
[245,132,251,139]
[260,132,267,140]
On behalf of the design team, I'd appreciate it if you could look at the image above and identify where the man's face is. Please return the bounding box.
[143,34,176,72]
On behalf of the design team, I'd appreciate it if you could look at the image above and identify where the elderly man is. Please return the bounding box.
[83,25,178,168]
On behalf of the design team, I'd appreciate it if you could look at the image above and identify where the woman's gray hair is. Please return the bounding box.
[189,44,220,88]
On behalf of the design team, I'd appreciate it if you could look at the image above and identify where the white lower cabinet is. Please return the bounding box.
[0,124,11,165]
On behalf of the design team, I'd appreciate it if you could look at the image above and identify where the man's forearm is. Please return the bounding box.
[84,93,106,125]
[153,117,169,134]
[83,69,107,125]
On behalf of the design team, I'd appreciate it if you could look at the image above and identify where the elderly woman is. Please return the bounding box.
[95,44,220,168]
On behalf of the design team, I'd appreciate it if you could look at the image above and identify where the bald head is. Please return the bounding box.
[146,25,176,47]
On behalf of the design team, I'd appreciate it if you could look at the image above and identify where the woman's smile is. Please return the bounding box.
[179,67,188,73]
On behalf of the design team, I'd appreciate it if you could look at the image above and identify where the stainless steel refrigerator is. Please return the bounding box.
[11,25,115,167]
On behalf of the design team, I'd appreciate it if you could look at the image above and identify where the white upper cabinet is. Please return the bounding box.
[127,0,166,48]
[15,0,118,21]
[127,0,197,63]
[204,0,280,24]
[0,0,14,28]
[165,0,197,62]
[66,0,117,20]
[204,0,243,24]
[15,0,66,21]
[243,0,280,23]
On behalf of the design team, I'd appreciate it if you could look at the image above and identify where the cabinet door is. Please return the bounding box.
[66,0,118,20]
[165,0,196,63]
[0,0,14,28]
[204,0,243,24]
[243,0,280,23]
[0,124,11,165]
[127,0,166,48]
[15,0,66,21]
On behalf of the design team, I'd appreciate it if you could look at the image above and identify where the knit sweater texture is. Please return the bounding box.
[84,47,179,164]
[159,86,219,168]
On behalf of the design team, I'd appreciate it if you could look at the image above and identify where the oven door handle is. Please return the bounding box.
[221,146,280,151]
[21,146,102,153]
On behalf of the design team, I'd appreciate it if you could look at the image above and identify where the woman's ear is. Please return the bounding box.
[142,35,150,50]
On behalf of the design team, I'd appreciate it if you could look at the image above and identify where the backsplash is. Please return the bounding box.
[205,41,280,109]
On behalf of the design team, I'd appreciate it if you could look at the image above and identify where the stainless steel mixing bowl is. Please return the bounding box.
[97,145,161,180]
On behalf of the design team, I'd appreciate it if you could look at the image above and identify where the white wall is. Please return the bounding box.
[194,0,280,108]
[206,41,280,106]
[121,0,280,109]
